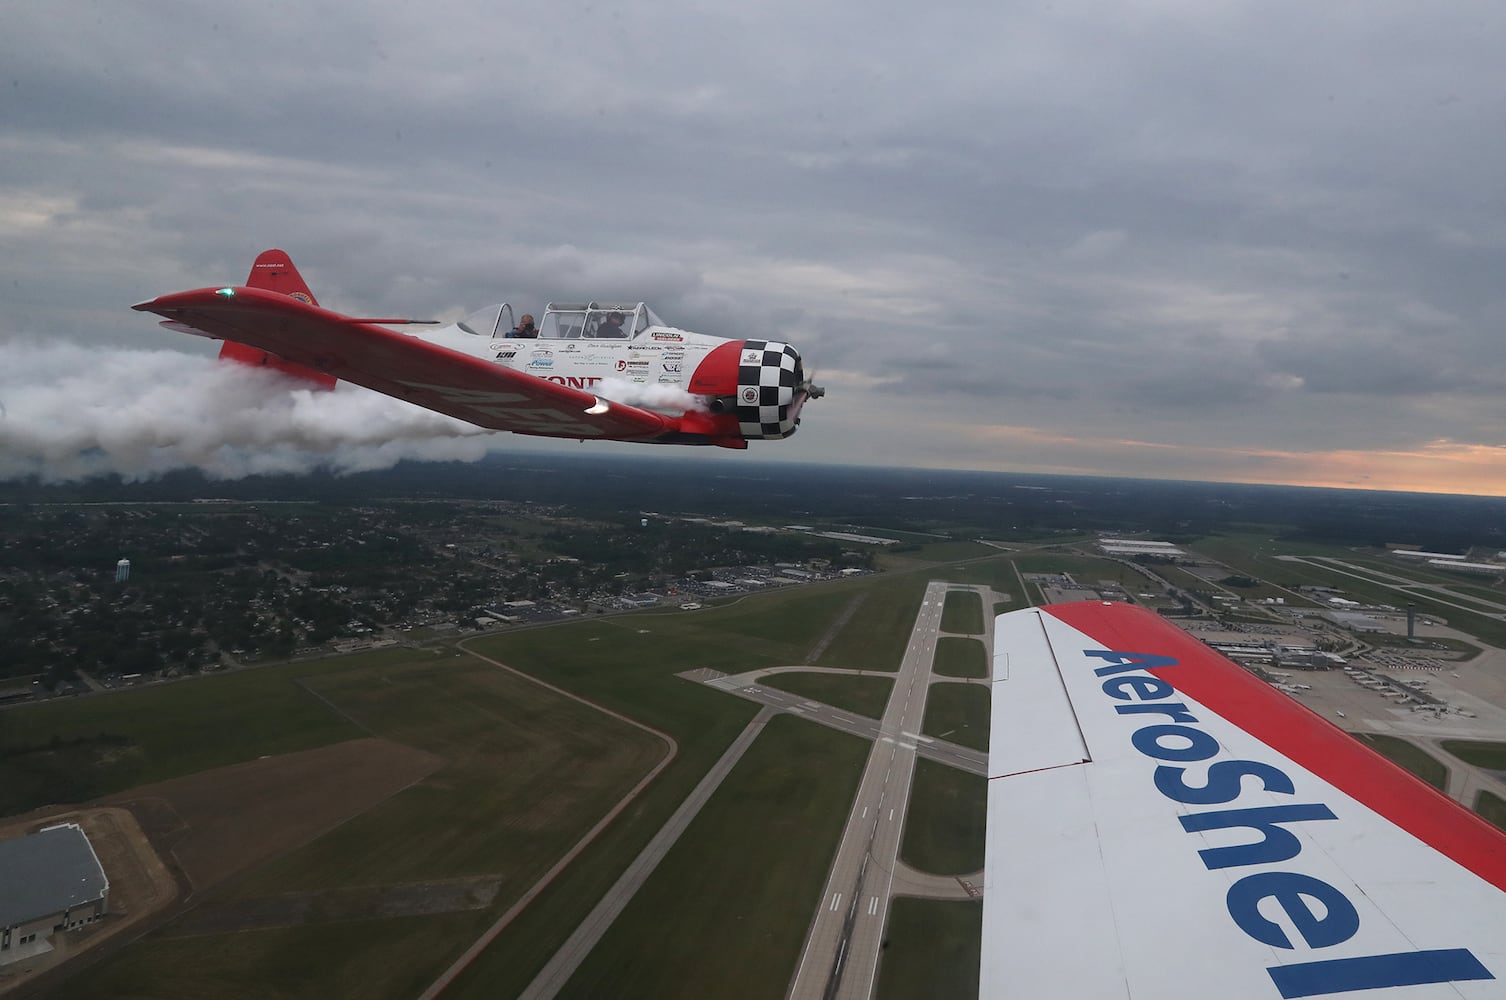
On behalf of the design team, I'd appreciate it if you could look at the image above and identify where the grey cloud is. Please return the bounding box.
[5,1,1506,490]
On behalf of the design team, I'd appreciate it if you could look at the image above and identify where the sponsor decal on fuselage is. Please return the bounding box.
[527,349,554,369]
[544,375,602,389]
[652,332,683,342]
[1084,647,1493,998]
[662,361,682,374]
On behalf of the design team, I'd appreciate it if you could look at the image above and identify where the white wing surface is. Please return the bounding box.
[984,601,1506,999]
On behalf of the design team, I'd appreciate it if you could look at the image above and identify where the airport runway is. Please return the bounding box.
[786,580,970,1000]
[489,583,989,1000]
[705,675,986,776]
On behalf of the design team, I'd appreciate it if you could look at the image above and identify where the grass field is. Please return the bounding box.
[678,584,861,657]
[934,636,988,678]
[231,655,668,894]
[942,556,1024,604]
[1394,586,1506,615]
[72,576,891,999]
[539,715,870,1000]
[1354,734,1449,791]
[900,758,986,875]
[875,898,982,1000]
[762,670,894,718]
[941,590,984,634]
[0,649,428,814]
[54,912,487,1000]
[1450,582,1506,605]
[54,647,675,998]
[437,582,893,998]
[814,572,931,672]
[901,540,1001,563]
[1441,740,1506,770]
[922,683,989,752]
[1182,535,1333,605]
[19,570,982,999]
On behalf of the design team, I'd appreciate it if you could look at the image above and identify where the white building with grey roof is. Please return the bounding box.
[0,823,109,965]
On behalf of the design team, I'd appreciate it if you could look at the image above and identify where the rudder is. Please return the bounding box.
[218,249,337,388]
[245,248,319,305]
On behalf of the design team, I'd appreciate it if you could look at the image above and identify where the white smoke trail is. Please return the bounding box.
[597,377,707,413]
[0,341,501,483]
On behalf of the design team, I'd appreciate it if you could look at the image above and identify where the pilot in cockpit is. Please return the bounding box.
[595,311,627,339]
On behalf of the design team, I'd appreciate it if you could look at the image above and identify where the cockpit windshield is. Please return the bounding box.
[456,303,515,338]
[537,302,660,340]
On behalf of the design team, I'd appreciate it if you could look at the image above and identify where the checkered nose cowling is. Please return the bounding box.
[735,340,804,439]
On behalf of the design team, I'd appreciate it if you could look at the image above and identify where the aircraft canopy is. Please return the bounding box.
[456,302,516,337]
[538,302,664,340]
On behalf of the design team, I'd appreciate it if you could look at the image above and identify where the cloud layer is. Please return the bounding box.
[3,1,1505,493]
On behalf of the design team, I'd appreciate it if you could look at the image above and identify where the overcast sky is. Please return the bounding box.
[3,1,1505,495]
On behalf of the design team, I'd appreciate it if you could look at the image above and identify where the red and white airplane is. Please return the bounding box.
[986,601,1506,998]
[133,249,822,450]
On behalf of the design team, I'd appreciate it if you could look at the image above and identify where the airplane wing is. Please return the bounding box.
[985,601,1506,999]
[131,286,674,441]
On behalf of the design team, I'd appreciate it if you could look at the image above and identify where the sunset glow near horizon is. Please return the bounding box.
[5,4,1506,496]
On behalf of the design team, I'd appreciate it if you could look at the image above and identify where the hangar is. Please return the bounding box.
[0,823,109,965]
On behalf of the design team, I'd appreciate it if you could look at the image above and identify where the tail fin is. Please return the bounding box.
[245,248,319,304]
[218,249,337,388]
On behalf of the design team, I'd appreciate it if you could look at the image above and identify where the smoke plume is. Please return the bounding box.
[0,341,499,483]
[597,377,707,413]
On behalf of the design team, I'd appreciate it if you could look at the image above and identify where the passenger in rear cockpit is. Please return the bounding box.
[595,311,627,338]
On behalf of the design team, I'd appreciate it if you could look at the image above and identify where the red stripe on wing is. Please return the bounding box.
[1045,600,1506,894]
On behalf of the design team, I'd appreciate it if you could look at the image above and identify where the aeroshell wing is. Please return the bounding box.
[133,286,673,440]
[984,600,1506,999]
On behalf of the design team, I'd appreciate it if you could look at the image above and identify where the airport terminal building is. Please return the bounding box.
[0,823,109,964]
